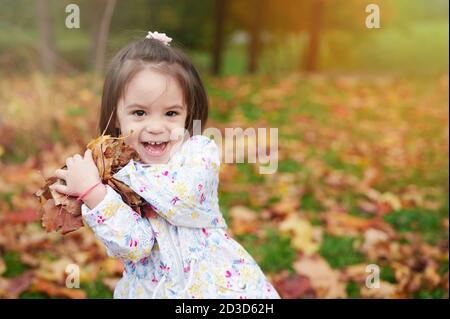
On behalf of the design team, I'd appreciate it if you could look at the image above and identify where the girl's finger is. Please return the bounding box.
[55,168,68,180]
[73,154,83,161]
[66,157,73,167]
[49,183,71,196]
[84,149,93,159]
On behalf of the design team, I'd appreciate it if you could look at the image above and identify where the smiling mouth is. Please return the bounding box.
[142,141,169,157]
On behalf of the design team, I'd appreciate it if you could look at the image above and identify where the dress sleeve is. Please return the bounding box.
[114,135,227,228]
[81,184,156,262]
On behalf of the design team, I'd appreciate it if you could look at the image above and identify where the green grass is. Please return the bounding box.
[238,101,264,122]
[2,250,29,278]
[413,288,447,299]
[1,134,40,164]
[322,150,364,178]
[66,106,87,117]
[319,234,365,269]
[301,191,324,212]
[20,291,50,299]
[380,265,397,284]
[81,277,113,299]
[0,192,14,210]
[219,191,251,208]
[235,163,265,184]
[218,191,251,222]
[346,281,361,299]
[297,99,330,123]
[222,46,248,76]
[439,260,449,277]
[238,229,297,273]
[209,106,233,123]
[384,208,444,244]
[278,159,302,173]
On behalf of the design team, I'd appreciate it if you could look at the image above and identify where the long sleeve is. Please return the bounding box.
[113,135,227,229]
[81,184,156,262]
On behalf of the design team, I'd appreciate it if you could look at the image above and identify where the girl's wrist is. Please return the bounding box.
[82,183,107,210]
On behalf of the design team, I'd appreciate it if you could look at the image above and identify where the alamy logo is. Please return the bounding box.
[65,4,80,29]
[365,264,381,289]
[365,4,381,29]
[65,263,80,288]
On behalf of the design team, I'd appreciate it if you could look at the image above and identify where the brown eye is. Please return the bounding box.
[133,110,146,117]
[166,111,178,117]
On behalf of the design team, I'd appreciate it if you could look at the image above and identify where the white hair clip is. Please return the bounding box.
[145,31,172,46]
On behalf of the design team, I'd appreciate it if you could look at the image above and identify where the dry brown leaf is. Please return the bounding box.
[102,277,120,291]
[293,255,347,298]
[34,134,149,235]
[0,208,40,224]
[35,257,76,283]
[269,197,299,218]
[360,281,399,298]
[322,211,394,237]
[272,271,316,299]
[30,277,86,299]
[0,271,34,299]
[229,206,259,236]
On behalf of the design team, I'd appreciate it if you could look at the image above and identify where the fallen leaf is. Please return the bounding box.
[0,271,34,299]
[102,277,120,291]
[30,277,86,299]
[360,281,399,298]
[0,208,40,224]
[229,206,259,235]
[269,197,299,218]
[279,214,320,255]
[361,228,390,253]
[272,271,316,299]
[293,255,347,298]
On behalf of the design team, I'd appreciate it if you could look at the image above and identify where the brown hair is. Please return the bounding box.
[98,37,208,137]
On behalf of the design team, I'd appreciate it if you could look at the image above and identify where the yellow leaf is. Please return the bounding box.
[279,214,320,255]
[229,206,259,236]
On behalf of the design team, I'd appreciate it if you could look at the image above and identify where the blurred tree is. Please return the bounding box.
[91,0,117,75]
[36,0,56,73]
[227,0,398,73]
[211,0,227,75]
[139,0,214,49]
[303,0,324,72]
[247,0,265,73]
[227,0,268,74]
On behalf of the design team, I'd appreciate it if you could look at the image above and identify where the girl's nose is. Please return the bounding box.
[145,121,165,134]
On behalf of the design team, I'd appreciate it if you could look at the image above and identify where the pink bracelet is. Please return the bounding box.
[76,181,103,203]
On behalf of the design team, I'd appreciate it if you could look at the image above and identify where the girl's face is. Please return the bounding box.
[116,68,188,164]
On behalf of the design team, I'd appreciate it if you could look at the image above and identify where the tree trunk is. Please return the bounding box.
[36,0,56,74]
[248,0,263,74]
[303,0,324,72]
[211,0,226,75]
[89,0,102,69]
[93,0,117,75]
[148,0,157,28]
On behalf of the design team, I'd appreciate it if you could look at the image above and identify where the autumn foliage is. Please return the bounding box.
[33,135,162,235]
[0,73,448,299]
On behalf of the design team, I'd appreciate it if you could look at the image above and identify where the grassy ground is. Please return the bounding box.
[0,69,448,298]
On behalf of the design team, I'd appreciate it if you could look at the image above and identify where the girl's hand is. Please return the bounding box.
[51,149,101,197]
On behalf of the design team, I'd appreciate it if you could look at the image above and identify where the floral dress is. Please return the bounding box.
[81,135,280,299]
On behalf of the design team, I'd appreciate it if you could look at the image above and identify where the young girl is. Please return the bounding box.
[51,31,280,299]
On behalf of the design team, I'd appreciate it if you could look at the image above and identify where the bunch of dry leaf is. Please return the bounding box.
[34,135,155,235]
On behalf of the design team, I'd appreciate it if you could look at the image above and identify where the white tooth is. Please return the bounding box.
[150,142,156,145]
[156,142,162,145]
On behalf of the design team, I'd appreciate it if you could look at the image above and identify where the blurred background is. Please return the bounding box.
[0,0,448,299]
